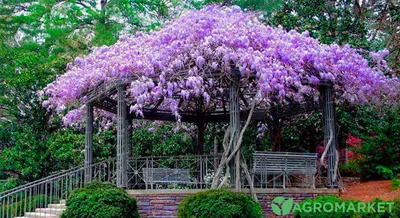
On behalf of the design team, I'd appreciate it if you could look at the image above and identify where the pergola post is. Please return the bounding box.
[321,83,338,189]
[229,70,241,190]
[127,117,133,159]
[84,104,93,183]
[117,83,128,188]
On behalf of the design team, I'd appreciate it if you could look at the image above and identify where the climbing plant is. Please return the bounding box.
[42,5,399,199]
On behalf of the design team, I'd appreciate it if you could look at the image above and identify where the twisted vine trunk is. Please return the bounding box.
[320,115,339,183]
[211,99,258,201]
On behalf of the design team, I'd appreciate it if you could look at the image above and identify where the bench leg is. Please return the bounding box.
[272,175,275,188]
[283,174,286,189]
[263,173,267,188]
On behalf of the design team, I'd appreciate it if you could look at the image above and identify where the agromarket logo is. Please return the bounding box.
[271,196,294,216]
[271,196,395,216]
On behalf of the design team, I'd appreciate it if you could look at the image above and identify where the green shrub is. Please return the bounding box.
[339,160,362,177]
[361,198,400,218]
[61,182,139,218]
[178,189,262,218]
[375,165,395,180]
[392,175,400,190]
[294,196,358,218]
[294,196,400,218]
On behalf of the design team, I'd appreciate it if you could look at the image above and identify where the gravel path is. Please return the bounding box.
[340,180,400,202]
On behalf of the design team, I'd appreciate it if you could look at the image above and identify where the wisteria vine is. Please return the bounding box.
[42,5,400,126]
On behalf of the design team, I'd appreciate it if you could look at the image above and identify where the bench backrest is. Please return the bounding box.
[253,152,317,174]
[142,168,192,183]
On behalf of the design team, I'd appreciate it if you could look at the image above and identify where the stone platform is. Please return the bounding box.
[127,188,339,218]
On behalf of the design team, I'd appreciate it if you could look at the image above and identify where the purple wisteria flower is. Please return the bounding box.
[42,5,400,126]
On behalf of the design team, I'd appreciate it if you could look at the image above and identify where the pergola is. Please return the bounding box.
[43,5,397,191]
[82,74,338,189]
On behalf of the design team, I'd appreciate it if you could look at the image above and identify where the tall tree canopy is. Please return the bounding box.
[269,0,400,74]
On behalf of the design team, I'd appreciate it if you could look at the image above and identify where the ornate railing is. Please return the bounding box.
[0,159,116,218]
[125,153,318,190]
[0,153,319,217]
[127,154,222,190]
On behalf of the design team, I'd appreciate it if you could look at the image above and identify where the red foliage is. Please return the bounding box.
[346,133,362,160]
[316,133,363,160]
[347,134,362,148]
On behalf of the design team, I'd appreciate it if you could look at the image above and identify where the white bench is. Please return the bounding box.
[252,152,317,188]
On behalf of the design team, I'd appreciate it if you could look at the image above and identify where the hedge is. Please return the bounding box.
[178,189,262,218]
[60,182,139,218]
[294,196,400,218]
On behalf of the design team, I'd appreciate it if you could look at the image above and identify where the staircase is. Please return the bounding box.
[15,200,66,218]
[0,159,116,218]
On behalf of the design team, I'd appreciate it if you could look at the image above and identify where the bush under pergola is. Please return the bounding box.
[42,5,399,198]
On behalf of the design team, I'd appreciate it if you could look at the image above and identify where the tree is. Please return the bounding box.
[268,0,400,74]
[0,0,180,186]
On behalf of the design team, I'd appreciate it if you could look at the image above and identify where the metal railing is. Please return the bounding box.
[0,153,320,217]
[127,154,222,190]
[0,159,116,218]
[125,153,320,190]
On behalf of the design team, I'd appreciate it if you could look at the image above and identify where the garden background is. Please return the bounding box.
[0,0,399,196]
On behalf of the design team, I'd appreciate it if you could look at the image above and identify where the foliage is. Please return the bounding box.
[61,182,139,218]
[333,105,400,180]
[294,196,400,218]
[0,113,115,182]
[265,0,400,179]
[232,0,284,17]
[0,0,399,195]
[268,0,400,75]
[375,166,395,180]
[0,178,19,193]
[278,111,322,152]
[132,121,194,156]
[0,0,184,185]
[178,189,262,218]
[345,134,362,160]
[269,0,369,47]
[357,109,400,180]
[339,160,362,178]
[361,198,400,218]
[43,5,397,127]
[0,195,57,218]
[294,196,358,218]
[392,175,400,190]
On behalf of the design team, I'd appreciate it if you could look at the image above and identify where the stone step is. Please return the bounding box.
[24,212,59,218]
[47,204,66,209]
[35,208,65,215]
[59,200,66,204]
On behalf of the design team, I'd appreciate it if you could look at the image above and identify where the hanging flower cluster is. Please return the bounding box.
[42,5,399,125]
